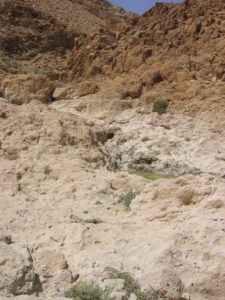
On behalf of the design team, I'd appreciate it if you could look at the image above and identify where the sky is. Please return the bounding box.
[110,0,183,14]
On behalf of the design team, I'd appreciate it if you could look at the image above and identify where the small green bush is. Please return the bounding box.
[65,281,115,300]
[119,190,138,208]
[106,268,157,300]
[153,99,168,114]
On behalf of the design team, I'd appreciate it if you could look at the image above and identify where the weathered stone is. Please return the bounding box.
[129,294,137,300]
[77,82,99,97]
[37,250,68,273]
[128,83,143,99]
[0,245,35,295]
[177,186,195,205]
[142,70,164,86]
[0,234,12,245]
[182,293,191,300]
[54,270,75,284]
[53,87,68,100]
[1,75,54,105]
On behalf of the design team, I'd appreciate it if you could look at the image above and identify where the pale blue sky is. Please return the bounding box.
[110,0,183,14]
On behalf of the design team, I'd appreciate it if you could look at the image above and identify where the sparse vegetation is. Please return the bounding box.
[118,88,130,99]
[106,267,157,300]
[32,66,43,75]
[133,170,174,181]
[53,80,64,88]
[43,165,52,175]
[119,190,138,208]
[65,281,115,300]
[200,83,207,90]
[17,64,28,74]
[0,52,18,68]
[17,183,22,192]
[153,99,168,114]
[0,51,26,73]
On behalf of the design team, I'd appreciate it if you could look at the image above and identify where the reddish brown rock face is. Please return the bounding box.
[66,0,225,85]
[0,0,76,56]
[0,0,128,56]
[0,0,224,84]
[0,0,130,77]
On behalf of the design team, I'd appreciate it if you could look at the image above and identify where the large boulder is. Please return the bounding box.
[34,250,76,294]
[36,250,68,274]
[1,75,54,105]
[0,245,35,295]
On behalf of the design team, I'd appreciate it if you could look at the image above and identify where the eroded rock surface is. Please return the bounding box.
[0,1,225,299]
[0,94,225,299]
[1,75,54,104]
[0,245,35,296]
[77,81,99,97]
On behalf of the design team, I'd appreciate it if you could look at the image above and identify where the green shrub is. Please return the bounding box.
[106,268,157,300]
[119,190,138,208]
[153,99,168,114]
[65,281,115,300]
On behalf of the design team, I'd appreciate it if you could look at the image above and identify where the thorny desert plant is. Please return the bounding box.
[65,281,115,300]
[153,99,168,114]
[118,190,138,208]
[105,267,157,300]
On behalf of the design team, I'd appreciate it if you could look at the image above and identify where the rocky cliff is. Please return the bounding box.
[68,0,225,83]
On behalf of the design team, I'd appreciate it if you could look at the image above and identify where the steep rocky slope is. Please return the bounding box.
[0,0,129,81]
[0,0,127,56]
[68,0,225,84]
[0,0,75,55]
[0,1,225,300]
